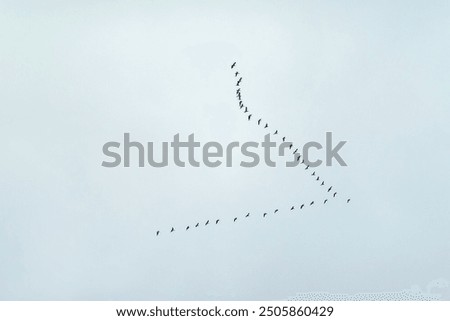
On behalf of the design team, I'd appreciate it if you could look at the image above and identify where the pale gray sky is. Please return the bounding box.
[0,0,449,300]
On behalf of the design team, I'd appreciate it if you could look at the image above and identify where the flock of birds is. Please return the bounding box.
[155,62,350,237]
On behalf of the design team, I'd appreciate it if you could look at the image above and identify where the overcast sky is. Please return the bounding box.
[1,0,449,300]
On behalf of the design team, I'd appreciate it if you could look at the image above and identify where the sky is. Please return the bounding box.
[0,0,449,300]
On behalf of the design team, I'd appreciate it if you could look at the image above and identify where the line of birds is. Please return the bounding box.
[154,61,351,237]
[155,197,351,236]
[230,61,350,200]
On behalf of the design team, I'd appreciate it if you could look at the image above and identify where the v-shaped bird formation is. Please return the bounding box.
[155,62,351,236]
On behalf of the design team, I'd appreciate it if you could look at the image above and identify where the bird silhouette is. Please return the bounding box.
[289,144,293,149]
[316,176,320,181]
[258,119,262,125]
[333,192,337,198]
[195,223,199,227]
[300,204,305,209]
[239,101,243,106]
[235,71,239,77]
[263,212,268,217]
[282,137,286,142]
[327,186,333,192]
[186,226,190,231]
[231,62,236,68]
[236,80,241,86]
[290,206,295,210]
[215,219,220,224]
[233,217,237,222]
[248,114,252,120]
[244,107,248,113]
[170,227,175,232]
[274,209,279,213]
[246,213,250,217]
[312,171,315,176]
[310,201,314,206]
[293,148,298,154]
[156,231,160,236]
[324,199,328,204]
[205,220,209,226]
[347,199,351,203]
[238,77,242,82]
[297,155,301,161]
[321,181,325,186]
[264,123,268,128]
[305,165,310,170]
[274,130,278,135]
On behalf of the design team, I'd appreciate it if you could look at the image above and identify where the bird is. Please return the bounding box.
[258,119,262,125]
[263,212,267,217]
[195,223,199,227]
[293,148,298,154]
[321,181,325,186]
[248,114,252,120]
[233,217,237,222]
[239,101,243,106]
[282,137,286,142]
[297,155,301,161]
[264,123,268,128]
[310,201,314,206]
[156,231,160,236]
[236,88,241,94]
[300,204,305,209]
[312,171,315,176]
[246,213,250,217]
[324,199,328,204]
[289,144,293,149]
[316,177,320,181]
[231,62,236,68]
[347,198,351,203]
[290,206,295,210]
[236,80,241,86]
[186,226,190,231]
[238,77,242,82]
[205,220,209,226]
[240,105,243,110]
[244,107,248,113]
[235,71,239,77]
[274,209,279,213]
[327,186,333,192]
[274,130,278,135]
[305,165,310,170]
[333,192,337,198]
[215,219,220,224]
[170,227,175,232]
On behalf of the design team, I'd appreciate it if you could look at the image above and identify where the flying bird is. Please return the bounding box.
[282,137,286,142]
[321,181,325,186]
[246,213,250,217]
[327,186,333,192]
[305,165,310,170]
[300,204,305,209]
[234,217,237,222]
[195,223,199,227]
[289,144,293,149]
[274,209,279,213]
[205,220,209,226]
[310,201,314,206]
[258,119,262,125]
[274,130,278,135]
[316,177,320,181]
[297,155,301,161]
[215,219,220,224]
[312,171,315,176]
[156,231,160,236]
[324,199,328,204]
[170,227,175,232]
[264,123,268,128]
[231,62,236,68]
[333,192,337,198]
[235,71,239,77]
[290,206,295,210]
[263,213,267,217]
[248,114,252,120]
[293,148,298,154]
[347,198,351,203]
[244,107,248,113]
[186,226,190,231]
